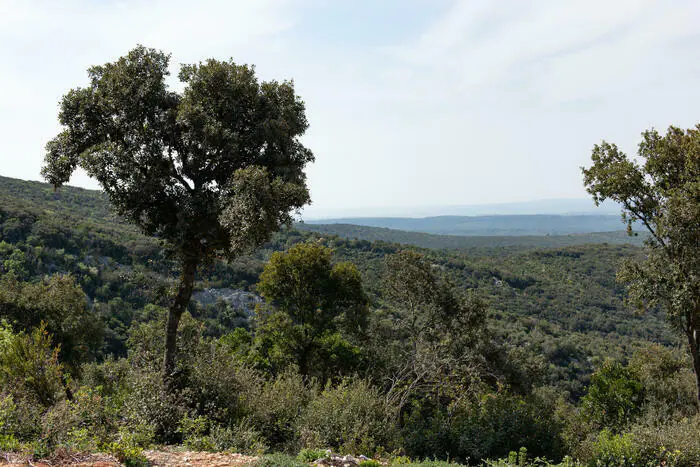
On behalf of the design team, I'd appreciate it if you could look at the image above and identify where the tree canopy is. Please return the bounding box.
[254,243,369,378]
[583,124,700,404]
[41,46,314,381]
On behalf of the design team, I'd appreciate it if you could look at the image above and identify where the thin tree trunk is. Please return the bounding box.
[692,351,700,409]
[685,311,700,409]
[163,257,198,386]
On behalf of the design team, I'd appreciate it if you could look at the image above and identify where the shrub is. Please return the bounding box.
[629,415,700,466]
[590,430,640,466]
[403,388,566,463]
[255,453,308,467]
[297,447,328,462]
[208,420,268,455]
[104,424,153,467]
[41,386,119,449]
[0,392,42,441]
[121,368,190,443]
[243,367,314,451]
[581,360,643,431]
[179,414,268,454]
[79,356,131,397]
[629,344,697,418]
[188,342,257,423]
[0,322,64,408]
[298,378,397,455]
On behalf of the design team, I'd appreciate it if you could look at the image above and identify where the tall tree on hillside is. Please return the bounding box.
[255,242,369,379]
[582,124,700,405]
[41,46,314,386]
[382,250,490,412]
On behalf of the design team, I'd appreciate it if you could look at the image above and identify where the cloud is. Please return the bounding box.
[379,0,699,104]
[1,0,699,216]
[0,0,300,187]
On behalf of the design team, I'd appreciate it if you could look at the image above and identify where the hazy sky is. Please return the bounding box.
[1,0,699,218]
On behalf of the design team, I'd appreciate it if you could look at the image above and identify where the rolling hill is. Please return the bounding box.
[305,213,629,236]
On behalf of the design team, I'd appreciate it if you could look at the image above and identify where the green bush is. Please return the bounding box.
[0,322,64,408]
[121,368,190,443]
[255,452,308,467]
[297,447,328,462]
[629,345,697,419]
[629,415,700,466]
[41,386,118,449]
[403,388,566,463]
[179,414,268,455]
[0,393,42,441]
[298,378,397,455]
[243,367,314,451]
[581,360,643,431]
[104,424,153,466]
[392,462,465,467]
[590,430,640,466]
[79,356,131,398]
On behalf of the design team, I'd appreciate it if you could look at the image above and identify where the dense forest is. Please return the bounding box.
[2,174,697,466]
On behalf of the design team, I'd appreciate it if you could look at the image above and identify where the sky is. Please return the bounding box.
[1,0,699,218]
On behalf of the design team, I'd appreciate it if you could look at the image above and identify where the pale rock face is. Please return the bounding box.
[191,288,262,316]
[313,451,378,466]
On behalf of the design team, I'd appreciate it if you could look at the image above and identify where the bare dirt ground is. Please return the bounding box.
[0,449,258,466]
[143,449,257,466]
[1,451,120,466]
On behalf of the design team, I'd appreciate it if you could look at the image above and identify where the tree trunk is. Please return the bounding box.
[685,314,700,409]
[163,257,198,386]
[692,350,700,410]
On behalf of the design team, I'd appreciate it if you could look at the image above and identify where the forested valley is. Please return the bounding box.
[1,46,698,467]
[1,173,697,466]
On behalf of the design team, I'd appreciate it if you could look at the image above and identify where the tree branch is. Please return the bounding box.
[622,199,668,250]
[167,150,194,193]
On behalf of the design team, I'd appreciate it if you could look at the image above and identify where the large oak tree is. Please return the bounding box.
[42,46,314,384]
[583,124,700,405]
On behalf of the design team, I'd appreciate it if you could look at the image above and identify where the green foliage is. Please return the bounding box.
[0,174,675,398]
[628,344,697,417]
[178,415,268,455]
[242,368,314,452]
[42,45,315,380]
[0,154,697,466]
[0,273,102,369]
[298,378,397,455]
[255,243,368,378]
[628,415,700,466]
[297,447,328,462]
[403,387,567,463]
[258,243,368,332]
[583,124,700,402]
[581,360,644,431]
[255,453,308,467]
[590,430,640,466]
[390,462,464,467]
[359,460,382,467]
[0,322,64,408]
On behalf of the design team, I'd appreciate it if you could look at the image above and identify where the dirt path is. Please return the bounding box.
[1,450,258,466]
[143,449,257,466]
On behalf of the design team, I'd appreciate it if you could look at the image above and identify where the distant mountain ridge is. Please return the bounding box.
[305,213,627,237]
[301,198,621,219]
[296,222,645,250]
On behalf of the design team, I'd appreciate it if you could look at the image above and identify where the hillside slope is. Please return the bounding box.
[297,222,645,250]
[305,213,630,236]
[0,175,676,396]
